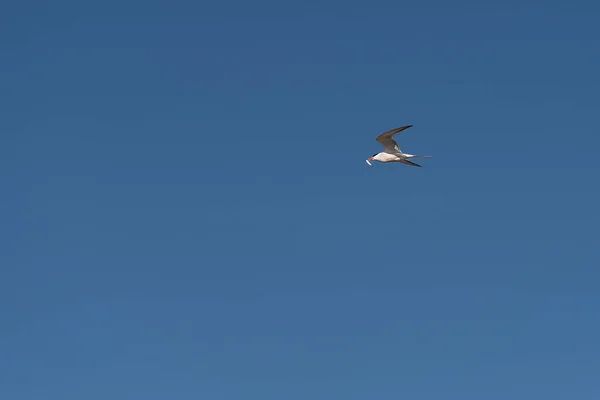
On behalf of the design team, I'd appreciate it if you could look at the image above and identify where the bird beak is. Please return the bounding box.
[366,158,373,166]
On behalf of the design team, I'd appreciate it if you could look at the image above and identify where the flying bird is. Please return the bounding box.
[366,125,432,167]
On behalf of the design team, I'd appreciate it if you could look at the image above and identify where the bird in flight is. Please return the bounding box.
[366,125,432,167]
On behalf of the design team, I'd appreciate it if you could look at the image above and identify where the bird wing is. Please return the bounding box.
[399,159,421,167]
[375,125,413,152]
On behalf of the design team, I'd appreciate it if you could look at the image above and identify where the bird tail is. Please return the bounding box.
[407,155,432,159]
[399,154,431,167]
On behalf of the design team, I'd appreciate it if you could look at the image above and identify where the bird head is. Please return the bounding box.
[365,154,376,166]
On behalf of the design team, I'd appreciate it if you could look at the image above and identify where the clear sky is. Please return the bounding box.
[2,0,599,399]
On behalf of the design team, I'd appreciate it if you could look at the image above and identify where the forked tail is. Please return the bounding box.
[399,154,432,167]
[406,154,432,159]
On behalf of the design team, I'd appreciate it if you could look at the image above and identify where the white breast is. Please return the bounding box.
[374,152,400,162]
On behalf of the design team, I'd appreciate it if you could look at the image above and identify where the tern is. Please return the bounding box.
[366,125,432,167]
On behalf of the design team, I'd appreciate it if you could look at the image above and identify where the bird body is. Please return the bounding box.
[366,125,431,167]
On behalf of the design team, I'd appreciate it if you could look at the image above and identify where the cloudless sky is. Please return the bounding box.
[2,0,600,399]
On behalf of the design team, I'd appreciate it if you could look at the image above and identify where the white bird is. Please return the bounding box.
[366,125,432,167]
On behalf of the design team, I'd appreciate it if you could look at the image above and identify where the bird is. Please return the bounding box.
[366,125,432,167]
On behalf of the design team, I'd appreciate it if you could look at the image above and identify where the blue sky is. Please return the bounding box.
[2,0,599,399]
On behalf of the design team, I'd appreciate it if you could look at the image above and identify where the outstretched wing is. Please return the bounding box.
[399,159,421,167]
[375,125,413,152]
